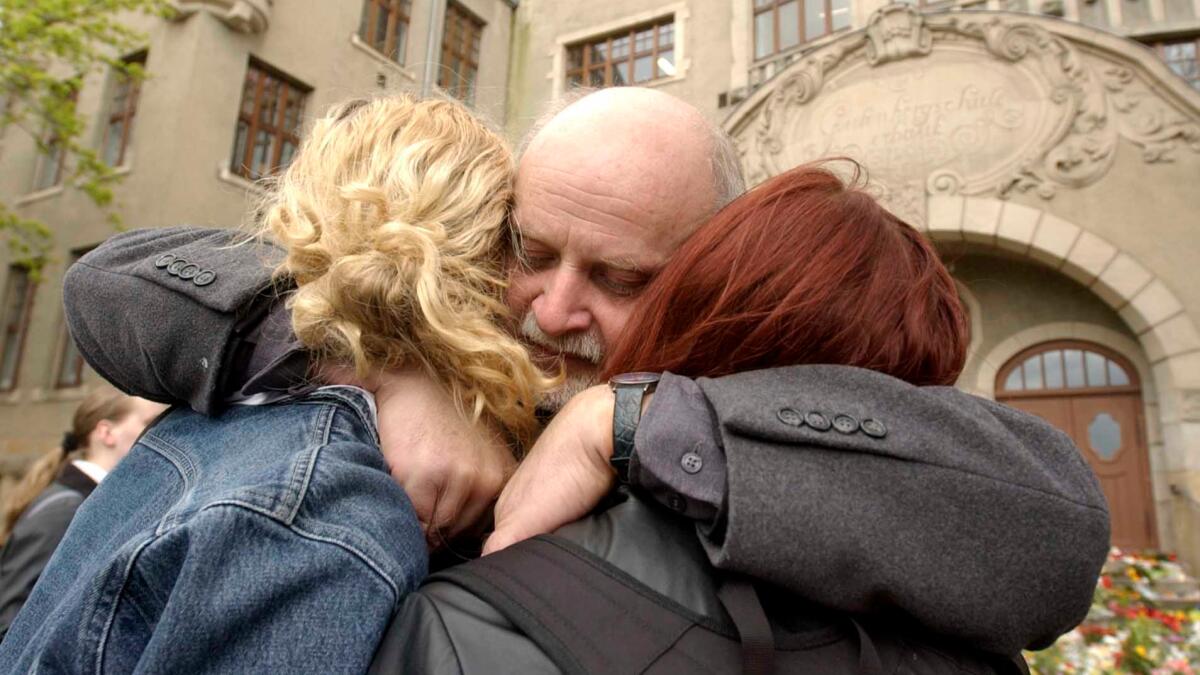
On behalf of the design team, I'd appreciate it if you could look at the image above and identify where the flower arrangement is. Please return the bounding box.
[1028,548,1200,674]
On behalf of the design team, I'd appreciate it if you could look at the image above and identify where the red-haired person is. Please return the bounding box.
[372,162,1109,673]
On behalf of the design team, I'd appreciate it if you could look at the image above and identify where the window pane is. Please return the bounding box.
[611,35,630,59]
[1023,356,1043,389]
[633,56,653,82]
[253,130,275,178]
[1064,349,1085,387]
[658,22,674,46]
[635,28,654,53]
[567,45,584,69]
[805,0,827,41]
[755,11,774,59]
[1004,367,1024,391]
[1043,350,1064,389]
[374,5,389,50]
[34,144,62,191]
[567,72,583,87]
[831,0,851,30]
[590,42,608,62]
[104,120,125,166]
[755,0,774,7]
[1088,413,1123,461]
[657,49,675,78]
[231,120,249,175]
[0,268,31,390]
[1085,351,1107,387]
[612,60,630,85]
[779,1,801,51]
[393,21,408,62]
[1108,360,1131,386]
[588,68,605,87]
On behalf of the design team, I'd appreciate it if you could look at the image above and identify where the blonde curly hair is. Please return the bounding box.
[258,94,554,445]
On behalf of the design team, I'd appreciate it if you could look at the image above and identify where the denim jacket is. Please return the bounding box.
[0,387,427,674]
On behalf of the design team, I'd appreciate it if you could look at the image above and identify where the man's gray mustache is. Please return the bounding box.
[519,312,604,365]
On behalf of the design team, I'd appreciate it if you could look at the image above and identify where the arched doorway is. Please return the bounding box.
[996,341,1155,549]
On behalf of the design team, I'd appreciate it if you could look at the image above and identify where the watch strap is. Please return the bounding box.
[611,385,646,484]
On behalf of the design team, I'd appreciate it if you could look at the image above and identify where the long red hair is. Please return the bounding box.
[601,161,967,386]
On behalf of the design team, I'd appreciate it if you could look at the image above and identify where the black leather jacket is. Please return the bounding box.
[371,494,1028,675]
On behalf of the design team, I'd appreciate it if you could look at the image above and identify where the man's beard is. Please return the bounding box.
[520,312,604,412]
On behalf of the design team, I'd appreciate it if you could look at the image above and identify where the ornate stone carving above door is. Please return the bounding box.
[727,5,1200,207]
[172,0,272,34]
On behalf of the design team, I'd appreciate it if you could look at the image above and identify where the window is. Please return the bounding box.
[359,0,412,64]
[55,248,94,389]
[230,60,310,181]
[998,344,1136,394]
[754,0,850,61]
[438,3,485,104]
[32,83,78,192]
[0,266,36,391]
[1152,37,1200,91]
[564,18,676,88]
[103,52,147,167]
[566,18,676,88]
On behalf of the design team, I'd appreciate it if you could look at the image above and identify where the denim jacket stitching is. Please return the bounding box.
[282,402,334,525]
[93,532,163,674]
[136,434,197,536]
[296,387,379,446]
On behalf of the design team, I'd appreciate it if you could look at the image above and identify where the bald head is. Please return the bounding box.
[506,88,744,409]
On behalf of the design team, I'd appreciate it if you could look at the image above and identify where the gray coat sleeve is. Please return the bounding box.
[63,227,284,414]
[692,364,1110,656]
[0,494,82,635]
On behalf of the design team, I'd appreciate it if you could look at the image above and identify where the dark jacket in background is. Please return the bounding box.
[0,462,97,639]
[373,494,1029,674]
[60,226,1111,655]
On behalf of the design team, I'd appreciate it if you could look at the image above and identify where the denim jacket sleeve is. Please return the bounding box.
[99,503,400,674]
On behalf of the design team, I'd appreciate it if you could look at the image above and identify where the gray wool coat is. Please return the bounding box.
[61,226,1110,656]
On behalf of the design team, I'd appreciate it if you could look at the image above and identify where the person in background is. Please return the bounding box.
[0,387,164,639]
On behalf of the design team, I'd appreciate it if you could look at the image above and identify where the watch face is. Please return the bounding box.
[610,371,661,386]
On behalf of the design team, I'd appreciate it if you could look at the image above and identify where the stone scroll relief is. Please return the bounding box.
[172,0,272,34]
[738,4,1200,201]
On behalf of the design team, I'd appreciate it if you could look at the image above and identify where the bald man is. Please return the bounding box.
[62,88,1107,657]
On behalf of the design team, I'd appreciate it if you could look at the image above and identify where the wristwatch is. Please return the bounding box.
[609,372,661,484]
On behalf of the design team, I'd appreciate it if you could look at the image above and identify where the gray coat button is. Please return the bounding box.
[178,263,200,280]
[167,259,188,276]
[777,408,803,426]
[805,412,831,431]
[155,254,176,268]
[193,270,217,286]
[680,452,703,474]
[833,414,859,434]
[862,419,887,438]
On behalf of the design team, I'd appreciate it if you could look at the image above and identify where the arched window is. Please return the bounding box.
[997,341,1139,395]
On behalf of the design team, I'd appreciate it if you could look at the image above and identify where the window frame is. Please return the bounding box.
[753,0,850,63]
[1149,35,1200,91]
[359,0,413,65]
[438,2,486,105]
[54,247,96,389]
[995,340,1141,399]
[0,265,37,393]
[564,17,677,88]
[230,58,311,182]
[102,51,148,168]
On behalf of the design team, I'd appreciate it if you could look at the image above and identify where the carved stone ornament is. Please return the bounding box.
[865,5,933,66]
[172,0,272,34]
[733,4,1200,202]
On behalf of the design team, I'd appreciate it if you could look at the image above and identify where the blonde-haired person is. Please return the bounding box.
[0,94,550,673]
[0,387,163,638]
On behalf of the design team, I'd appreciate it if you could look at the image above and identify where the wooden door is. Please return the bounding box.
[997,341,1155,549]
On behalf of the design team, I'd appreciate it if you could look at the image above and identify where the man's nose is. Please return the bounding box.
[531,269,593,336]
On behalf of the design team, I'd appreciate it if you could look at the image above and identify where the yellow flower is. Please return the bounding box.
[1135,645,1148,658]
[1126,567,1140,581]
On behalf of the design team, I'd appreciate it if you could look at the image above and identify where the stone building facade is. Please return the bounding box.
[2,0,1199,567]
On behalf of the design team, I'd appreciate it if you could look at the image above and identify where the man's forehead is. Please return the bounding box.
[515,155,701,261]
